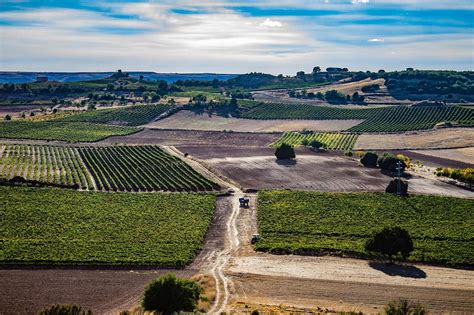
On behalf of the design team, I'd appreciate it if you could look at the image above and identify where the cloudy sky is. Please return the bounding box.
[0,0,473,74]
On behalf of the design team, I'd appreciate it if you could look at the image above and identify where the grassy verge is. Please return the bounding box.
[256,190,474,266]
[1,186,216,266]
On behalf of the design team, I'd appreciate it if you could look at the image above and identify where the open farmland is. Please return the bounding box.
[147,110,362,132]
[56,104,173,126]
[354,128,474,150]
[256,190,474,266]
[241,103,474,132]
[0,121,139,142]
[0,144,94,189]
[1,186,216,266]
[79,145,219,192]
[272,132,358,150]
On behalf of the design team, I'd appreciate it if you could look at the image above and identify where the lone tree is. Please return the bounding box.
[365,227,414,262]
[378,153,407,173]
[142,273,203,315]
[360,152,378,167]
[309,140,324,151]
[275,143,296,160]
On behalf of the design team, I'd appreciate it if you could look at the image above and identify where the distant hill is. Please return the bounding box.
[0,72,239,84]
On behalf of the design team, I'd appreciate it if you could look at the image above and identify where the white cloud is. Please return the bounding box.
[259,18,283,28]
[368,38,385,42]
[352,0,370,4]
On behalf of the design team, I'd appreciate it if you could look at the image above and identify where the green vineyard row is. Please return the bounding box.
[241,103,474,132]
[0,144,218,192]
[56,104,173,126]
[272,132,359,150]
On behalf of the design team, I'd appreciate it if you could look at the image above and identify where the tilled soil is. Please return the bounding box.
[100,128,279,147]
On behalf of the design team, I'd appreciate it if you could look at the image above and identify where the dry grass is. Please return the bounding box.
[192,273,217,312]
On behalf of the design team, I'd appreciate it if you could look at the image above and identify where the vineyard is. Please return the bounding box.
[0,144,94,189]
[255,191,474,266]
[57,104,173,126]
[240,103,474,132]
[0,121,139,142]
[78,145,219,192]
[1,186,216,266]
[0,144,218,192]
[272,132,359,150]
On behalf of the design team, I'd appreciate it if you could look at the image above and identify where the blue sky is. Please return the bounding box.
[0,0,473,73]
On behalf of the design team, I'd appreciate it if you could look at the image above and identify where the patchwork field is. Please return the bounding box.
[241,103,474,132]
[255,190,474,265]
[272,132,358,150]
[1,186,216,266]
[0,144,218,192]
[0,121,139,142]
[354,128,474,150]
[56,104,172,126]
[147,110,362,132]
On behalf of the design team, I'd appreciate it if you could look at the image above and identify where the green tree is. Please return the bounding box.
[365,227,414,261]
[360,152,378,167]
[142,273,203,315]
[4,115,11,121]
[309,140,324,151]
[378,153,406,173]
[275,143,296,160]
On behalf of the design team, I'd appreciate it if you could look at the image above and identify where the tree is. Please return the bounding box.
[4,115,11,121]
[139,75,144,81]
[312,66,321,74]
[296,71,306,80]
[385,299,427,315]
[38,304,92,315]
[378,153,406,173]
[365,227,414,261]
[274,143,296,160]
[142,273,203,315]
[309,140,324,151]
[360,152,378,167]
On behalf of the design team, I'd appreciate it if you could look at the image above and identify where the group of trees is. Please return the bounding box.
[360,152,409,173]
[288,89,365,104]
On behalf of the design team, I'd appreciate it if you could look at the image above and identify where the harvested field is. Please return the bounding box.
[411,147,474,166]
[101,128,279,146]
[0,105,44,117]
[179,146,473,198]
[146,110,362,132]
[354,128,474,150]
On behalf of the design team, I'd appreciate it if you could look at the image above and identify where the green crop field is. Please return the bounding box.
[1,186,216,266]
[256,191,474,266]
[272,132,358,150]
[0,144,218,192]
[241,103,474,132]
[78,145,219,192]
[57,104,172,126]
[0,144,94,189]
[0,121,139,142]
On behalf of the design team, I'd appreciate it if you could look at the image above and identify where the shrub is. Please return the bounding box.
[275,143,296,160]
[5,114,11,121]
[385,299,427,315]
[378,153,406,173]
[309,140,324,151]
[435,167,474,184]
[39,304,92,315]
[385,179,408,196]
[360,152,378,167]
[365,227,414,261]
[344,151,353,157]
[142,273,203,314]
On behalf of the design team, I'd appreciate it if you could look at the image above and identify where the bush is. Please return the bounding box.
[385,179,408,196]
[385,299,427,315]
[275,143,296,160]
[39,304,92,315]
[344,151,353,157]
[142,273,202,314]
[435,167,474,184]
[309,140,324,151]
[365,227,414,261]
[378,153,406,173]
[360,152,378,167]
[5,114,11,121]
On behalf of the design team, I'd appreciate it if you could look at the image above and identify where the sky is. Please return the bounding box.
[0,0,473,74]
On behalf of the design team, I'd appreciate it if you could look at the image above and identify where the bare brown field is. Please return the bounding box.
[355,128,474,150]
[411,147,474,166]
[178,146,472,197]
[146,110,362,132]
[0,105,44,117]
[100,128,279,146]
